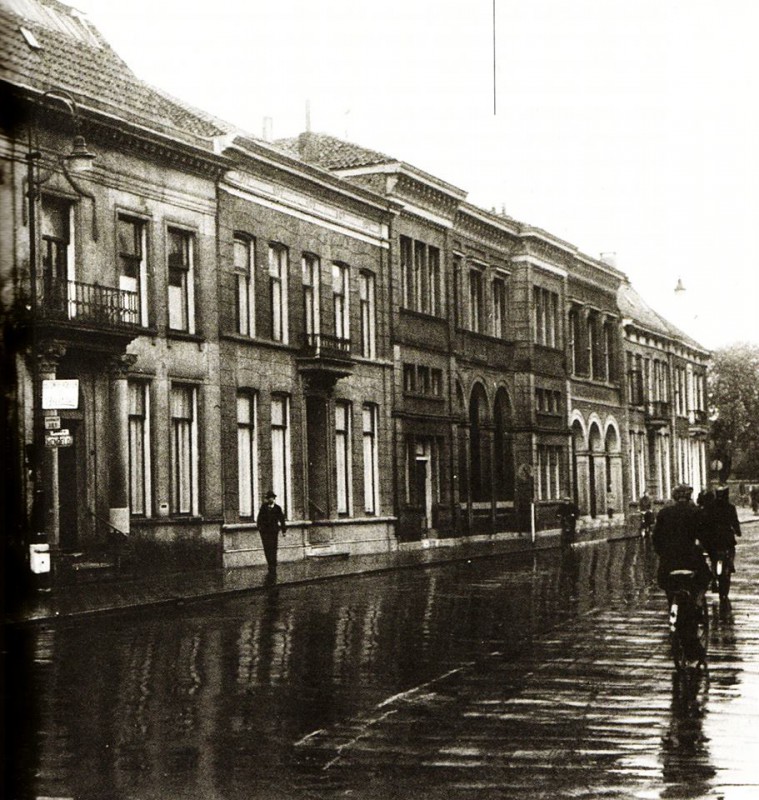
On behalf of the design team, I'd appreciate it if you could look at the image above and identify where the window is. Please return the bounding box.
[333,262,350,342]
[268,244,288,343]
[418,366,431,395]
[604,320,615,381]
[117,215,146,325]
[128,381,151,516]
[359,270,376,358]
[536,445,563,500]
[234,236,255,337]
[270,396,290,513]
[400,235,441,315]
[170,384,198,515]
[302,253,320,344]
[362,404,378,514]
[492,276,507,338]
[428,246,440,315]
[469,268,483,332]
[237,393,258,518]
[335,401,352,515]
[430,368,442,397]
[40,196,72,315]
[534,287,559,347]
[401,235,413,308]
[452,254,463,328]
[403,364,416,393]
[167,228,195,332]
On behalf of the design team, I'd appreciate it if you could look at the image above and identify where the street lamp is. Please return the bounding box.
[25,88,96,588]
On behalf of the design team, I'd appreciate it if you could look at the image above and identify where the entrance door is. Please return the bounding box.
[415,457,433,531]
[58,419,81,551]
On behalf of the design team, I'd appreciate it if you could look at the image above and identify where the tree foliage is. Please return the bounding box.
[708,343,759,479]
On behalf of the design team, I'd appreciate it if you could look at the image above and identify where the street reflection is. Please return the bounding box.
[9,535,753,800]
[661,670,715,794]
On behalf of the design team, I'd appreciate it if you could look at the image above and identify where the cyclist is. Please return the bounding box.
[652,483,712,603]
[701,484,741,585]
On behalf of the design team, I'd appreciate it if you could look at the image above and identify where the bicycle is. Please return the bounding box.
[711,548,733,600]
[666,569,709,671]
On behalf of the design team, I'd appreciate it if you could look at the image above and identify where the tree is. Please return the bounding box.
[708,343,759,480]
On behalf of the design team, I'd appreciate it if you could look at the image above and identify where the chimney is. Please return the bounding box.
[262,117,273,142]
[675,277,686,293]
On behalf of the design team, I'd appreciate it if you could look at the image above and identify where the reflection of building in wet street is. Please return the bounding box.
[3,0,712,594]
[11,530,759,799]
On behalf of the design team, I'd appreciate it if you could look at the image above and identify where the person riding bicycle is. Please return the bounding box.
[701,484,741,581]
[652,483,712,602]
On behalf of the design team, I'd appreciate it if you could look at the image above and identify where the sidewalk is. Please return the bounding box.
[5,529,565,627]
[7,509,758,627]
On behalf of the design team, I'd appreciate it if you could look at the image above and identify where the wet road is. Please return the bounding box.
[5,526,759,799]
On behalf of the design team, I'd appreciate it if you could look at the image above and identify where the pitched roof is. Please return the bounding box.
[1,0,225,149]
[618,282,707,352]
[274,132,397,170]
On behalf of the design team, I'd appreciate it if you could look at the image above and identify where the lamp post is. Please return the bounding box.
[25,89,95,588]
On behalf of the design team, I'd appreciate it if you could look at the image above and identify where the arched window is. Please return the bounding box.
[494,389,514,501]
[469,384,488,502]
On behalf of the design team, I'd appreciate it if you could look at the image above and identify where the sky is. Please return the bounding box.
[69,0,758,350]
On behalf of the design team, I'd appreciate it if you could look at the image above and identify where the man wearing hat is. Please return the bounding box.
[256,490,287,578]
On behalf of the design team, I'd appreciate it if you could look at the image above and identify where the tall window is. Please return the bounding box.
[268,244,288,342]
[603,320,615,381]
[536,445,563,500]
[128,381,151,516]
[234,236,255,337]
[333,262,349,341]
[469,268,483,332]
[40,196,72,314]
[117,215,146,326]
[428,246,440,315]
[359,271,376,358]
[362,404,378,514]
[237,393,258,518]
[270,396,290,513]
[167,228,195,333]
[400,235,441,315]
[302,253,320,343]
[170,384,198,515]
[492,276,507,338]
[534,287,559,347]
[335,401,352,515]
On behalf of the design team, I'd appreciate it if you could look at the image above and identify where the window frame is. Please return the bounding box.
[128,379,152,517]
[170,383,199,516]
[268,243,289,343]
[167,227,196,334]
[362,403,379,515]
[237,392,258,518]
[234,234,256,337]
[335,400,352,516]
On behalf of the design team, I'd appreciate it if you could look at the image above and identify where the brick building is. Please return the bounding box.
[2,0,710,590]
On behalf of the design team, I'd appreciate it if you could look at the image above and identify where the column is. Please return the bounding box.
[108,354,137,535]
[37,344,67,550]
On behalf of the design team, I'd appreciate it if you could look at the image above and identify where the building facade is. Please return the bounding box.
[2,0,711,591]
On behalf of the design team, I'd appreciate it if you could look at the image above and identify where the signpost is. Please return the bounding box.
[44,429,73,448]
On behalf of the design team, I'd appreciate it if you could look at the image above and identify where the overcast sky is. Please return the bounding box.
[70,0,758,350]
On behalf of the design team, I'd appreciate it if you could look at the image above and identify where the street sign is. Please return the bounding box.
[44,416,61,430]
[42,379,79,410]
[45,430,73,448]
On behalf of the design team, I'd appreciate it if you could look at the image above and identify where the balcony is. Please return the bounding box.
[645,400,671,428]
[297,332,353,388]
[32,277,142,352]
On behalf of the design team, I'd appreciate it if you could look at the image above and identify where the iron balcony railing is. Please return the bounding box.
[37,277,140,328]
[301,332,352,360]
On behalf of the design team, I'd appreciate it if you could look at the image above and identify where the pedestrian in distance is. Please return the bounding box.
[557,496,580,546]
[701,484,741,583]
[639,492,654,537]
[256,490,287,581]
[750,484,759,515]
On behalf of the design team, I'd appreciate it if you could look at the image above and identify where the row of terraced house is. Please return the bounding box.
[0,0,710,584]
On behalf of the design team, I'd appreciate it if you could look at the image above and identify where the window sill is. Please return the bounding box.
[166,330,205,344]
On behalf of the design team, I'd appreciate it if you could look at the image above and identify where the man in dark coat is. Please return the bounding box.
[256,490,286,578]
[652,483,711,599]
[701,485,741,576]
[556,497,580,545]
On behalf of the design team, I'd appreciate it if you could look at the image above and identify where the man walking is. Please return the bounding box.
[257,490,287,580]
